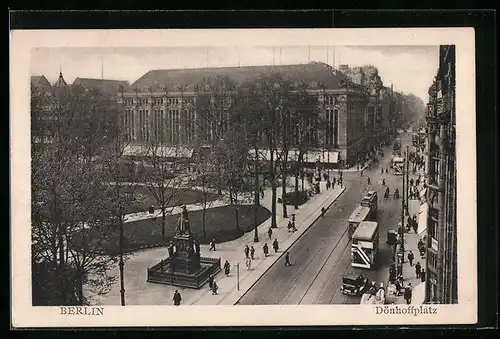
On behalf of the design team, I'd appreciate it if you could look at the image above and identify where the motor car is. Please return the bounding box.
[340,273,370,296]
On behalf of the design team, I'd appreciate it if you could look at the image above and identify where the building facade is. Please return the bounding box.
[338,64,387,153]
[424,45,457,304]
[119,62,370,168]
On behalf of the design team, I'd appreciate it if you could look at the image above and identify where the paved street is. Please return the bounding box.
[238,132,415,305]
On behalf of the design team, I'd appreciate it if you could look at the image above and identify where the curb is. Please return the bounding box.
[233,185,347,305]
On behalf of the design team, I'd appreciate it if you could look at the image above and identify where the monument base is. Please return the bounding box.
[147,256,221,289]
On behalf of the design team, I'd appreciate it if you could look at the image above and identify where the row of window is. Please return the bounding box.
[324,96,339,105]
[123,108,196,143]
[123,97,195,106]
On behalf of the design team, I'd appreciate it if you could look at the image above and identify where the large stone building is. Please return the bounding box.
[338,64,387,153]
[119,62,371,168]
[425,45,457,304]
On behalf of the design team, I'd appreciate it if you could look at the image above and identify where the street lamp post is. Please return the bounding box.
[253,146,259,243]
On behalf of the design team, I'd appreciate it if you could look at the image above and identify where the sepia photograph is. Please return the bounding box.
[11,28,476,327]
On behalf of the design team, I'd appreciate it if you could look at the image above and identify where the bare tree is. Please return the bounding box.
[290,82,322,209]
[191,142,217,242]
[233,80,265,242]
[255,73,289,228]
[214,130,251,234]
[142,140,185,243]
[31,84,121,305]
[195,76,238,195]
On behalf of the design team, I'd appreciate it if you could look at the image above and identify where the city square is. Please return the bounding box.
[30,44,457,307]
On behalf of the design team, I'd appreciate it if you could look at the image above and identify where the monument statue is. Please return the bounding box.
[177,205,191,234]
[168,242,175,258]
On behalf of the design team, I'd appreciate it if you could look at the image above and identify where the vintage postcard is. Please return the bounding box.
[10,28,476,327]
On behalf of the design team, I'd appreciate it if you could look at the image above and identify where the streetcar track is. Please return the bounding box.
[281,218,349,304]
[297,228,351,304]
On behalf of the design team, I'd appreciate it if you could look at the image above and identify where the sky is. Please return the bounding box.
[31,45,439,103]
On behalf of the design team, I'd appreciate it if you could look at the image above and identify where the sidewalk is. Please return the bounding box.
[85,179,346,306]
[385,168,428,305]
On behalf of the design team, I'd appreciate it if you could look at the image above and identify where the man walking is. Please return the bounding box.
[245,258,252,271]
[420,269,426,283]
[404,283,413,305]
[244,245,250,259]
[407,251,415,266]
[415,262,422,279]
[173,290,182,306]
[262,243,269,257]
[285,252,291,267]
[224,260,230,276]
[209,239,216,251]
[250,245,255,260]
[268,227,273,240]
[273,239,279,253]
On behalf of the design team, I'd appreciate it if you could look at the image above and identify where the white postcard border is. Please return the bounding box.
[10,28,477,327]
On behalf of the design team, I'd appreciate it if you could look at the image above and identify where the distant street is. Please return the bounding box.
[238,132,413,305]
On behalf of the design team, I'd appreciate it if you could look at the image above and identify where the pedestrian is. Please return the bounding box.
[382,178,386,186]
[418,243,426,258]
[245,258,252,271]
[263,243,269,257]
[404,283,413,304]
[260,187,264,199]
[415,262,422,279]
[417,238,424,249]
[273,239,279,252]
[326,180,331,190]
[268,227,273,240]
[285,252,291,267]
[367,177,371,185]
[292,214,296,228]
[360,170,364,176]
[410,178,414,187]
[209,239,216,251]
[381,168,384,175]
[333,177,336,186]
[420,269,426,283]
[224,260,230,276]
[173,290,182,306]
[412,218,418,234]
[212,281,218,295]
[407,251,415,266]
[244,245,250,259]
[416,178,420,187]
[321,207,326,217]
[406,216,412,232]
[385,168,388,173]
[357,165,360,171]
[250,245,255,260]
[208,274,214,289]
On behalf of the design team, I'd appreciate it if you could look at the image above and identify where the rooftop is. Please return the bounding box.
[352,221,379,241]
[128,62,349,92]
[73,78,130,95]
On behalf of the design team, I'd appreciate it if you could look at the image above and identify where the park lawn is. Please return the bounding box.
[79,204,271,254]
[122,186,219,214]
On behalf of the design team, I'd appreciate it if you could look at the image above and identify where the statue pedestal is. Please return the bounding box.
[147,231,220,289]
[170,233,201,273]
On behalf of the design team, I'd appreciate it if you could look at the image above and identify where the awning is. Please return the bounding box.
[418,202,428,236]
[124,144,194,158]
[247,149,338,163]
[304,151,339,164]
